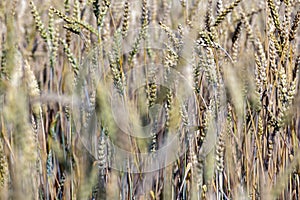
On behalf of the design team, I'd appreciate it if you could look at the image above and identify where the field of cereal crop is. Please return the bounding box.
[0,0,300,199]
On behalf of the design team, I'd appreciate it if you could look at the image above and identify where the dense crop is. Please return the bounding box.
[0,0,299,199]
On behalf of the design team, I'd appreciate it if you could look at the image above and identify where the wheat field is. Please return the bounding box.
[0,0,299,199]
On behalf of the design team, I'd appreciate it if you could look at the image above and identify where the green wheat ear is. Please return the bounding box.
[213,0,242,27]
[60,38,79,76]
[95,0,110,31]
[121,1,130,38]
[30,1,48,42]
